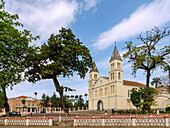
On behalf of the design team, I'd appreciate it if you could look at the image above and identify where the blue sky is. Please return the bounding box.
[5,0,170,99]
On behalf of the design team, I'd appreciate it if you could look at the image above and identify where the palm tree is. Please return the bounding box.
[164,64,170,79]
[151,77,162,88]
[34,92,38,99]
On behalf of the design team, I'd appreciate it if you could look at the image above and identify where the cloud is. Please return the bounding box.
[93,0,170,50]
[84,0,101,11]
[5,0,81,45]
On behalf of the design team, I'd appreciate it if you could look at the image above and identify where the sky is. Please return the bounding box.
[4,0,170,99]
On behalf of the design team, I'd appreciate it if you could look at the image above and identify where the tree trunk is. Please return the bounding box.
[2,85,9,116]
[144,70,151,113]
[52,76,69,114]
[155,83,158,88]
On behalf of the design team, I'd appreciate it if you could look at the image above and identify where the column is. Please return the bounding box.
[54,107,56,113]
[78,107,80,111]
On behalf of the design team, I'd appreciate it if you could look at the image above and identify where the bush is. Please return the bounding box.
[166,107,170,112]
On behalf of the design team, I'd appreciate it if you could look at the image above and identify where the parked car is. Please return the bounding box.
[1,112,21,117]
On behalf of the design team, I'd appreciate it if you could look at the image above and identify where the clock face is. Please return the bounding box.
[100,80,102,85]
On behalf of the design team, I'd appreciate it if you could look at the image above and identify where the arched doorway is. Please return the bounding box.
[97,100,103,110]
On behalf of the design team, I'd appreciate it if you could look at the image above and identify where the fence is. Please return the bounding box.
[74,116,170,127]
[1,114,170,126]
[0,116,52,126]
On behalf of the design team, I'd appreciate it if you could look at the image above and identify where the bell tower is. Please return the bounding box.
[89,61,99,88]
[109,45,123,81]
[88,61,99,110]
[109,45,123,110]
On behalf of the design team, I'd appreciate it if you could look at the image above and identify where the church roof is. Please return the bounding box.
[123,80,146,87]
[89,61,99,73]
[109,45,122,62]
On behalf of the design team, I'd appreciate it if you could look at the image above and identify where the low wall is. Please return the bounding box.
[74,116,170,127]
[1,114,170,126]
[0,116,52,126]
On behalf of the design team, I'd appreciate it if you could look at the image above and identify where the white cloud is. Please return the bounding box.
[93,0,170,50]
[5,0,81,45]
[84,0,101,11]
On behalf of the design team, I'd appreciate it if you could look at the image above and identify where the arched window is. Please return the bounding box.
[118,72,121,80]
[117,63,120,69]
[94,74,97,79]
[112,72,114,80]
[90,74,92,79]
[111,85,114,94]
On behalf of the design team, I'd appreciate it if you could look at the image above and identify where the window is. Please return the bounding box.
[105,87,107,96]
[19,103,20,106]
[16,103,17,106]
[90,74,92,79]
[100,80,102,85]
[28,103,30,106]
[95,90,98,97]
[111,85,114,94]
[99,88,103,97]
[128,90,130,97]
[94,74,97,79]
[111,73,112,80]
[112,73,114,80]
[117,63,120,69]
[111,63,114,69]
[32,104,34,106]
[118,72,121,80]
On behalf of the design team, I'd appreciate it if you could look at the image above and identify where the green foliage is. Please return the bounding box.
[25,27,92,114]
[151,77,162,88]
[165,107,170,112]
[123,27,170,76]
[0,89,4,108]
[0,0,39,113]
[130,87,157,110]
[50,92,62,107]
[41,93,50,107]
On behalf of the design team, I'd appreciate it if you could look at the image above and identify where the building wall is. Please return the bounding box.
[8,96,41,112]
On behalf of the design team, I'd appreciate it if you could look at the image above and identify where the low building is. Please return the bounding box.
[8,96,41,113]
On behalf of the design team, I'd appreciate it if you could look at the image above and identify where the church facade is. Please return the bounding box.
[88,46,169,110]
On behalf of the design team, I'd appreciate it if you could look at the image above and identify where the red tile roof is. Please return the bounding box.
[16,96,29,99]
[123,80,146,87]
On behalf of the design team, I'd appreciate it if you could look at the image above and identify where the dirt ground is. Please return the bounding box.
[0,126,169,128]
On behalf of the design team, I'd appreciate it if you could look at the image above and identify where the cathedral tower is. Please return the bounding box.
[109,45,123,109]
[88,61,99,110]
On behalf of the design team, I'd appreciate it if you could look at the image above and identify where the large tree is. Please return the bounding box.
[25,28,92,114]
[0,0,38,114]
[123,27,170,112]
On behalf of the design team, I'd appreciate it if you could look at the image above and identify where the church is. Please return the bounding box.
[88,46,169,111]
